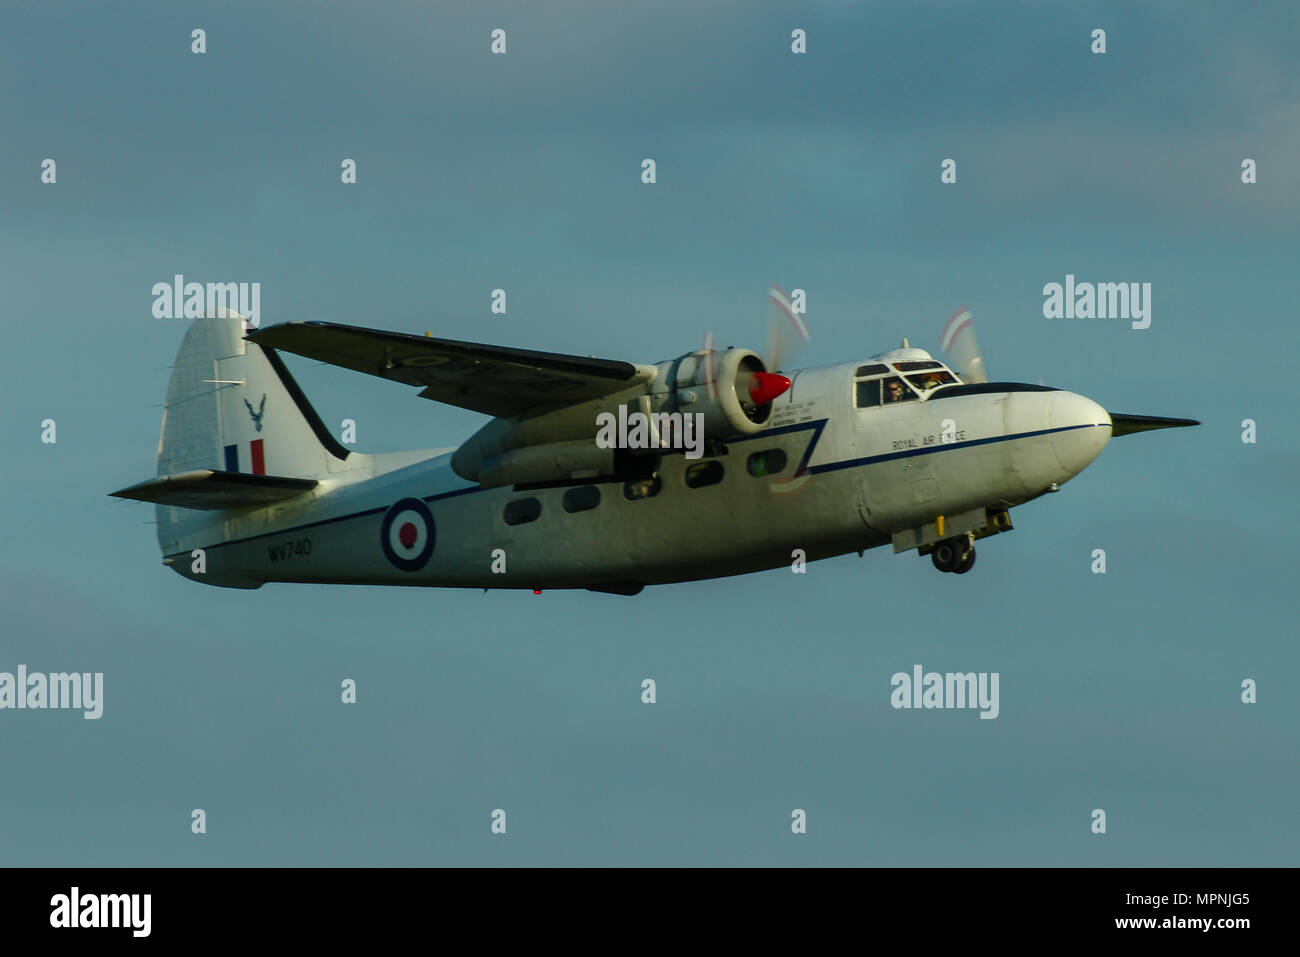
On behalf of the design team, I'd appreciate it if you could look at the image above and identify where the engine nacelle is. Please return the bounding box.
[450,346,789,487]
[670,347,779,440]
[477,440,614,487]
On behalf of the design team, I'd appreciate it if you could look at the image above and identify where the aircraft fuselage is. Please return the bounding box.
[164,361,1111,591]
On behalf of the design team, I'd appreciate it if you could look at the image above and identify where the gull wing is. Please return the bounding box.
[248,321,653,418]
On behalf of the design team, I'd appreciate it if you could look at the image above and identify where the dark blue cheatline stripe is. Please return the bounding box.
[424,485,483,504]
[167,481,487,556]
[731,419,828,476]
[809,423,1101,475]
[167,423,1106,561]
[224,444,238,472]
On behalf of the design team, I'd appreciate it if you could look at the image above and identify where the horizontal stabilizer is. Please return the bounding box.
[111,470,318,511]
[1108,413,1200,437]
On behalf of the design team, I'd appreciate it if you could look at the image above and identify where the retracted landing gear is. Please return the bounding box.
[931,533,976,574]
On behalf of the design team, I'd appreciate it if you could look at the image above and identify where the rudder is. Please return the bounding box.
[158,312,348,480]
[153,312,350,560]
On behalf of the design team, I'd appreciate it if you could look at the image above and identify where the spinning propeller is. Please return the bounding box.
[701,285,809,407]
[939,306,988,384]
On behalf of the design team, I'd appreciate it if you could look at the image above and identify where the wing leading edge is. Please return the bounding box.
[247,321,654,418]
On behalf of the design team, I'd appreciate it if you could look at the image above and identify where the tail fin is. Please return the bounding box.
[142,312,349,561]
[156,312,349,479]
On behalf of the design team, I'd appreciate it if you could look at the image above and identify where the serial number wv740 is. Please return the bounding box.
[268,538,312,563]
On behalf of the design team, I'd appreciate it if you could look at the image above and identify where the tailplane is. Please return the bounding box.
[111,469,319,510]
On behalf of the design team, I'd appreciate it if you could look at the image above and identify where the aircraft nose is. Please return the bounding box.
[1049,391,1111,474]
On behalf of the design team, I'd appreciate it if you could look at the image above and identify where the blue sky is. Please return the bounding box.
[1,0,1296,865]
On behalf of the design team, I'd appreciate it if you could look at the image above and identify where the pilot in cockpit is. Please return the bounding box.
[884,378,909,403]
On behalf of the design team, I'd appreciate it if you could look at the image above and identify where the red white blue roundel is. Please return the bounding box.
[380,498,435,572]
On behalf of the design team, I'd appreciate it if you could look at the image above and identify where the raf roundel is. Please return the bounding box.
[380,498,436,572]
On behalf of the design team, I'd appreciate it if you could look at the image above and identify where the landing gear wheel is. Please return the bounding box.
[931,534,974,573]
[930,535,972,572]
[931,537,964,572]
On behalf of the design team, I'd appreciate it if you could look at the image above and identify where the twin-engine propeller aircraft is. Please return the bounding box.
[112,299,1197,595]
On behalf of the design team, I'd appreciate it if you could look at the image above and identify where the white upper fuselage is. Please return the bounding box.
[171,348,1112,591]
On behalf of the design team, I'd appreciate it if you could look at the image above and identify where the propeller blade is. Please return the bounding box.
[697,288,804,411]
[939,307,988,384]
[702,330,718,402]
[766,285,811,372]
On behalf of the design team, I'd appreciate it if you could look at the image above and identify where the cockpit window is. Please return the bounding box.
[855,363,890,409]
[894,360,943,372]
[882,376,918,404]
[856,379,881,408]
[905,369,957,393]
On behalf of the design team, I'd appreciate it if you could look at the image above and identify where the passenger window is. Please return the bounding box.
[503,497,542,526]
[623,475,662,501]
[685,461,725,488]
[747,449,788,477]
[562,485,601,513]
[856,379,880,408]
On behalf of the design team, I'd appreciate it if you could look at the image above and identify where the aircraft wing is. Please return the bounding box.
[248,321,654,418]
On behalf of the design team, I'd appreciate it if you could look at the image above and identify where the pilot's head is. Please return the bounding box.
[885,380,905,400]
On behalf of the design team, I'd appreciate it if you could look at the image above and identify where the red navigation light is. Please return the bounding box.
[748,371,792,405]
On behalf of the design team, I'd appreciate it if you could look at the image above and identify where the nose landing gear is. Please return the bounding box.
[931,533,976,574]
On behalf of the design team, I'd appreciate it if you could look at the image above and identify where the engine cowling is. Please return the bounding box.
[671,348,787,439]
[477,440,614,487]
[449,346,792,487]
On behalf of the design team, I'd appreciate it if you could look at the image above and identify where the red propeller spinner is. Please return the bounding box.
[747,371,792,405]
